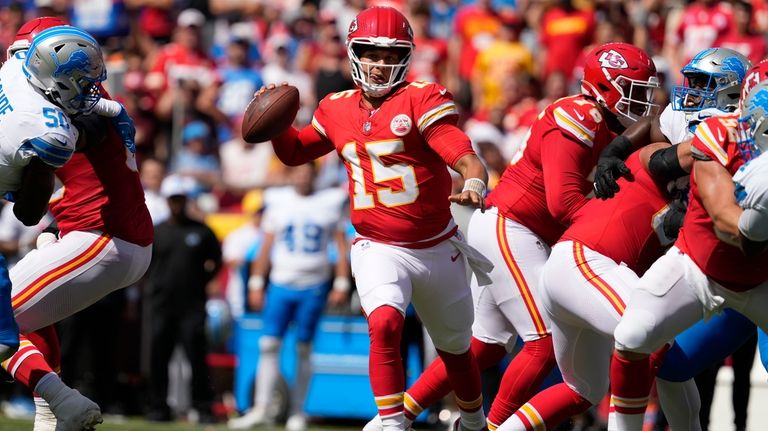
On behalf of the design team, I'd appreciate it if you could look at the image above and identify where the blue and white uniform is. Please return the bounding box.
[261,186,347,342]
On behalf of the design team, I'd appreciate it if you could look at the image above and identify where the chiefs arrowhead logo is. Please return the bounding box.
[598,50,628,69]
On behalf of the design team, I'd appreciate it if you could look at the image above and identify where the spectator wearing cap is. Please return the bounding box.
[198,33,264,144]
[144,174,222,423]
[169,121,221,197]
[146,8,216,121]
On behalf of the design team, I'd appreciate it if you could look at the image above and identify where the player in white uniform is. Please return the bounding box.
[0,24,106,369]
[229,163,349,431]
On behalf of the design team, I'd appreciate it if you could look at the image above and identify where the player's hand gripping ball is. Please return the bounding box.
[241,84,300,143]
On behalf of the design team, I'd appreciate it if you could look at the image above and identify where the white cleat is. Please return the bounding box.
[362,414,383,431]
[51,388,102,431]
[286,414,308,431]
[227,406,269,429]
[363,414,414,431]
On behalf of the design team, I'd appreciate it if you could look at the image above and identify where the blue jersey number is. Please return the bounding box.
[282,223,325,253]
[43,107,69,130]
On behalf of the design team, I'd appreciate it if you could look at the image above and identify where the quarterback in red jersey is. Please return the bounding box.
[496,144,701,431]
[379,42,660,431]
[609,83,768,431]
[0,19,153,431]
[264,7,490,431]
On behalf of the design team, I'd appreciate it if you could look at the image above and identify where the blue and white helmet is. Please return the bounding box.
[737,80,768,160]
[22,26,106,115]
[672,48,751,112]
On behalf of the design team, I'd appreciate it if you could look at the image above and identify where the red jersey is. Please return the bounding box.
[311,82,473,245]
[454,5,501,79]
[540,7,595,80]
[487,95,618,245]
[675,3,733,64]
[562,152,672,274]
[50,118,154,246]
[677,114,768,291]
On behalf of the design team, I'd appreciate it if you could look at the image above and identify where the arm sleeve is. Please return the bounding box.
[541,131,592,225]
[271,125,334,166]
[423,119,475,167]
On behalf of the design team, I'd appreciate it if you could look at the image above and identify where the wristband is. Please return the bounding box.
[92,98,122,117]
[332,276,351,292]
[247,275,265,291]
[462,178,487,197]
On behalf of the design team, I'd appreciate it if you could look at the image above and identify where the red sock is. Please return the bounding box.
[26,326,60,372]
[405,337,507,420]
[609,352,652,415]
[438,348,483,413]
[502,383,592,430]
[487,335,556,426]
[367,306,405,419]
[3,334,54,390]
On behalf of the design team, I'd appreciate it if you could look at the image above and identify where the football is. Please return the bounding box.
[241,85,301,143]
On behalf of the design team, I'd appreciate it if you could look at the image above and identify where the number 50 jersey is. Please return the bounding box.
[311,82,474,245]
[0,55,78,193]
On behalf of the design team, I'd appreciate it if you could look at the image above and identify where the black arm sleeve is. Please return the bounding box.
[600,135,635,161]
[648,146,688,182]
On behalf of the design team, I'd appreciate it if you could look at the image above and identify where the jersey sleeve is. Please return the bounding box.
[540,127,592,225]
[552,98,601,148]
[18,131,77,169]
[410,82,460,134]
[690,117,730,166]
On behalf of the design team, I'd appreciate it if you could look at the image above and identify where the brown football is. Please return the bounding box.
[241,85,300,143]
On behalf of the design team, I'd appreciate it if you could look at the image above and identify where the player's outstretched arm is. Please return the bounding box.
[271,125,334,167]
[13,157,55,226]
[247,231,275,312]
[449,154,488,212]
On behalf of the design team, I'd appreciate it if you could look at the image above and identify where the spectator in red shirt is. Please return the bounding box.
[669,0,733,76]
[407,4,448,84]
[539,0,595,84]
[448,0,501,111]
[717,1,766,65]
[145,9,216,121]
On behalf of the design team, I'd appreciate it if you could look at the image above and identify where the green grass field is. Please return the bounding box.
[0,416,363,431]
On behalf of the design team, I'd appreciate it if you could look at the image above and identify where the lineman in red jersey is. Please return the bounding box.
[609,99,768,430]
[265,7,491,431]
[497,144,701,431]
[377,43,660,431]
[0,18,153,431]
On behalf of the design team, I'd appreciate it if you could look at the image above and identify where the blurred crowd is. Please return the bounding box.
[0,0,764,426]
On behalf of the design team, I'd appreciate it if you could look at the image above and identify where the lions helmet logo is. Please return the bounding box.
[598,50,628,69]
[52,50,91,77]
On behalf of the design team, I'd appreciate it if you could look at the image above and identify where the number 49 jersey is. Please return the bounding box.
[0,55,78,193]
[262,187,348,288]
[311,82,474,245]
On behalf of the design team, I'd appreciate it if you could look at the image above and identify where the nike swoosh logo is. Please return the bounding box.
[574,111,585,121]
[716,129,725,142]
[450,252,461,262]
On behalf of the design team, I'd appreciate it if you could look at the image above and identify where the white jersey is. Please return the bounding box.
[0,55,78,193]
[734,153,768,209]
[658,104,728,145]
[262,186,347,288]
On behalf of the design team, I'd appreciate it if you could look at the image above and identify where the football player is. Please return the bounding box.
[609,76,768,431]
[228,163,349,431]
[365,42,660,431]
[262,7,491,431]
[1,19,151,431]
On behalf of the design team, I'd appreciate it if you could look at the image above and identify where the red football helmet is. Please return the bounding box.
[6,16,68,60]
[581,42,659,126]
[346,6,414,97]
[740,58,768,106]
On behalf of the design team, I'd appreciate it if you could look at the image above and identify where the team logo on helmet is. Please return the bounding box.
[52,50,91,77]
[348,17,358,34]
[598,50,628,69]
[390,114,412,136]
